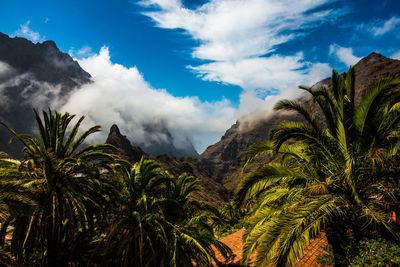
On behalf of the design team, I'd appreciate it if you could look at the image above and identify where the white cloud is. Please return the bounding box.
[61,47,237,153]
[392,50,400,60]
[13,21,45,42]
[0,62,13,77]
[68,46,94,59]
[140,0,339,120]
[329,44,361,66]
[237,61,332,119]
[142,0,336,61]
[370,16,400,37]
[0,65,65,111]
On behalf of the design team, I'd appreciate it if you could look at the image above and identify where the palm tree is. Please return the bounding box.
[0,109,118,266]
[235,67,400,266]
[162,172,233,266]
[106,157,232,266]
[105,157,169,266]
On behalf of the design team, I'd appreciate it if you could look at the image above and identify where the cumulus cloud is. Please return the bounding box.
[392,50,400,60]
[140,0,339,120]
[142,0,336,61]
[13,21,45,42]
[60,47,237,153]
[68,46,94,59]
[329,44,361,66]
[237,61,332,119]
[370,16,400,37]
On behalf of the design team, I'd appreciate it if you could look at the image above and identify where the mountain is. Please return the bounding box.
[0,33,198,158]
[2,34,399,205]
[131,121,198,158]
[0,33,91,155]
[106,124,229,206]
[106,52,400,204]
[199,52,400,196]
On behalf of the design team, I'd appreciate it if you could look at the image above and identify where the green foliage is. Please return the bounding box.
[0,109,233,266]
[105,157,233,266]
[235,67,400,266]
[0,110,119,265]
[217,201,245,238]
[346,238,400,266]
[318,238,400,266]
[316,244,334,266]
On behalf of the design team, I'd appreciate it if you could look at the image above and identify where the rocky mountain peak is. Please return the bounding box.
[0,33,91,86]
[199,52,400,196]
[0,33,92,156]
[105,125,229,206]
[41,40,58,49]
[109,124,121,136]
[106,124,146,163]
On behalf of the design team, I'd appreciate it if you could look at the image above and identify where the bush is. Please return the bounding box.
[347,238,400,266]
[317,238,400,266]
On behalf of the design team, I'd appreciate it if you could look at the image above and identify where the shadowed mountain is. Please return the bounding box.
[133,121,198,158]
[199,52,400,197]
[0,33,91,155]
[0,33,198,158]
[106,124,229,206]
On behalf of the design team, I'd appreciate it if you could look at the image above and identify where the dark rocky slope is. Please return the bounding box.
[106,124,229,206]
[106,52,400,204]
[0,33,91,155]
[199,52,400,197]
[0,33,198,158]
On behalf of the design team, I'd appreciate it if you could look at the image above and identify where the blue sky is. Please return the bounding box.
[0,0,400,152]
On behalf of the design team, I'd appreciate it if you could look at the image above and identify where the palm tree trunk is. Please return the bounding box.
[0,218,10,247]
[325,220,348,266]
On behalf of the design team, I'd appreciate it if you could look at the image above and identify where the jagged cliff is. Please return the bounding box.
[106,124,229,206]
[0,33,91,155]
[199,52,400,196]
[0,33,199,158]
[1,33,399,205]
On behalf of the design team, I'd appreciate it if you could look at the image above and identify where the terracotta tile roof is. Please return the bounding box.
[214,229,328,266]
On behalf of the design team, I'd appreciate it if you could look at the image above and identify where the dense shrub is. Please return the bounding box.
[317,238,400,266]
[347,238,400,266]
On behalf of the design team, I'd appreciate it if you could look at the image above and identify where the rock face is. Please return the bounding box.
[105,124,229,206]
[105,52,400,204]
[0,33,198,158]
[0,33,91,86]
[106,124,147,163]
[0,33,91,156]
[199,52,400,196]
[1,33,399,205]
[131,121,199,158]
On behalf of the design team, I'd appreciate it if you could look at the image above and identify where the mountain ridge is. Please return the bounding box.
[198,52,400,196]
[0,33,198,158]
[1,33,400,205]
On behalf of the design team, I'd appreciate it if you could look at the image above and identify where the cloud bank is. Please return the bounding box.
[140,0,337,118]
[60,47,237,153]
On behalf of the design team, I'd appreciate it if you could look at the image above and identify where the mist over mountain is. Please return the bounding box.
[106,52,400,204]
[1,33,399,204]
[0,33,200,158]
[199,52,400,197]
[106,124,228,206]
[0,33,91,155]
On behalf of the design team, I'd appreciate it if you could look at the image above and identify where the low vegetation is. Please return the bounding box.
[0,110,232,266]
[235,67,400,266]
[0,66,399,267]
